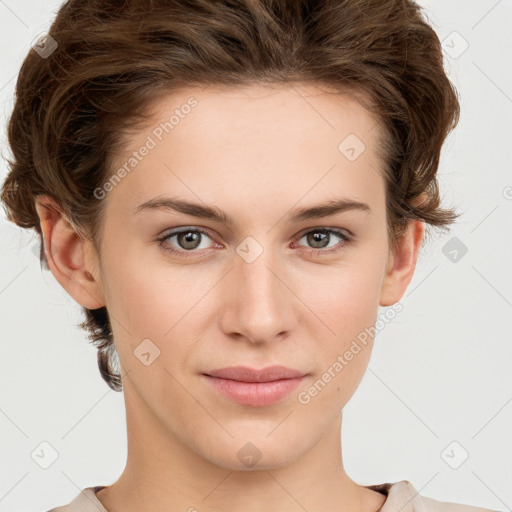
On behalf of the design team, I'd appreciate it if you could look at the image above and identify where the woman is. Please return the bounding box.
[1,0,499,510]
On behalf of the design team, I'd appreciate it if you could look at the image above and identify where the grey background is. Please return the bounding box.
[1,1,511,511]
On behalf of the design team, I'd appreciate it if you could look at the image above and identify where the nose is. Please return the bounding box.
[218,247,297,344]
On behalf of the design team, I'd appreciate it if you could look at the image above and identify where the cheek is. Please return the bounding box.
[301,254,385,336]
[297,254,385,388]
[97,241,182,354]
[105,265,169,330]
[101,246,217,370]
[301,282,378,414]
[101,233,182,317]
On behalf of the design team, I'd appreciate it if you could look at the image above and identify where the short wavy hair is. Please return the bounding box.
[1,0,461,392]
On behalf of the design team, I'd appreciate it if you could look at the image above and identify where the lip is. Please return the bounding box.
[201,365,309,407]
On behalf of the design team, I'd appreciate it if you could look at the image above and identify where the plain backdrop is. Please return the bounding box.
[1,1,511,511]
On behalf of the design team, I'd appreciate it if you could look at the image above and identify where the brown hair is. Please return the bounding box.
[0,0,461,392]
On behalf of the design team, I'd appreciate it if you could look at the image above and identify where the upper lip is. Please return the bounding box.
[204,365,308,383]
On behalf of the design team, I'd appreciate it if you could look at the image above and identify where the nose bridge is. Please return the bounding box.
[221,240,296,342]
[238,251,280,303]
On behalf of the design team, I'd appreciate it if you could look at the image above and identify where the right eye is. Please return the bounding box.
[157,227,219,257]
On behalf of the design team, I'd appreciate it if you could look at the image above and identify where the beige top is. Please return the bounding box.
[47,480,500,511]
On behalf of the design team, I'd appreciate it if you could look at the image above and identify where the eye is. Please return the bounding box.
[294,228,352,255]
[157,228,217,256]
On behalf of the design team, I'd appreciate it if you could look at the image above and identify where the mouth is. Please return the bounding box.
[203,365,308,382]
[201,365,309,407]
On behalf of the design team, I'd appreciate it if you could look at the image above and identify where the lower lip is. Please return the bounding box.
[201,375,307,407]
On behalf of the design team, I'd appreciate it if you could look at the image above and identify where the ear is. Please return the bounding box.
[34,195,106,309]
[379,217,426,307]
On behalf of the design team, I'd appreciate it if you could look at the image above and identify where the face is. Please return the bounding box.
[85,83,400,470]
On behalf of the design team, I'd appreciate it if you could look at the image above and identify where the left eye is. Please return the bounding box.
[295,228,350,252]
[157,227,351,256]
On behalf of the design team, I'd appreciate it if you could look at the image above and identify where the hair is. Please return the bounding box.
[1,0,461,392]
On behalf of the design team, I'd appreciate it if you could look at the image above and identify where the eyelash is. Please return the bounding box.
[156,227,352,258]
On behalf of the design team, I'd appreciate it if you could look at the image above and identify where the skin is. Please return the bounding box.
[35,82,425,512]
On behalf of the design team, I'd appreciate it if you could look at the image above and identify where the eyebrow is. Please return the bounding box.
[134,196,371,224]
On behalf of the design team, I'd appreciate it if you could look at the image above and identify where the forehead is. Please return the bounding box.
[105,82,386,217]
[142,82,380,149]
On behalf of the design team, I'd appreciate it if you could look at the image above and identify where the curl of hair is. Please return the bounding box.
[1,0,461,391]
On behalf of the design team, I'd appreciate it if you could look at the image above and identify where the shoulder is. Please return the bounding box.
[46,486,107,512]
[367,480,501,512]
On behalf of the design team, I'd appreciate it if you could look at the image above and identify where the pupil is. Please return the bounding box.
[180,231,200,249]
[308,231,328,248]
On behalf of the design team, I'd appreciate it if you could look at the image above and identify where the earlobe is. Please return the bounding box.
[379,219,425,307]
[34,195,105,309]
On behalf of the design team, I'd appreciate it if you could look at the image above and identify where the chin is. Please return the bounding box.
[195,434,308,472]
